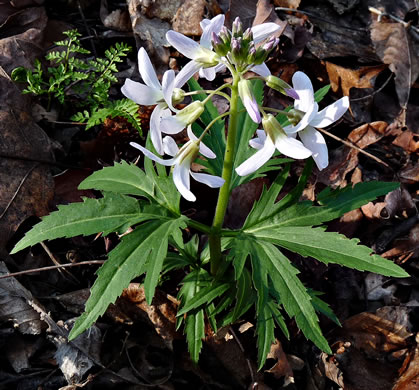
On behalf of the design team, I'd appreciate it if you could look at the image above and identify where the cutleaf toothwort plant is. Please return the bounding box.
[12,15,408,368]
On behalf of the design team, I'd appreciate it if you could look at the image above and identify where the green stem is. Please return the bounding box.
[209,74,240,275]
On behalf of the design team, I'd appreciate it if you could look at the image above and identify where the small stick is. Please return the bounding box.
[229,326,256,384]
[40,241,79,283]
[0,260,105,280]
[316,127,391,169]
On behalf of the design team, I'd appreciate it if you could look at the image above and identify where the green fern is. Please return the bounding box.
[72,99,142,134]
[11,29,137,132]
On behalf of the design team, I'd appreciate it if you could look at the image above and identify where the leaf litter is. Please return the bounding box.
[0,0,418,388]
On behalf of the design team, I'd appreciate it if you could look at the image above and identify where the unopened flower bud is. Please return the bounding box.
[219,26,231,46]
[263,36,278,52]
[265,75,299,99]
[172,88,185,105]
[232,16,243,37]
[247,42,256,64]
[212,32,229,56]
[176,101,205,125]
[242,28,253,43]
[262,114,286,143]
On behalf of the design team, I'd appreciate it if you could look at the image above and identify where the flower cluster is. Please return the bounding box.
[122,14,349,201]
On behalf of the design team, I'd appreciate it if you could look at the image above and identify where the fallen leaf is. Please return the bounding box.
[325,62,386,97]
[172,0,207,36]
[0,69,55,251]
[51,319,101,385]
[370,9,419,108]
[393,333,419,390]
[266,340,294,385]
[253,0,287,36]
[273,0,301,8]
[0,262,45,334]
[120,283,179,341]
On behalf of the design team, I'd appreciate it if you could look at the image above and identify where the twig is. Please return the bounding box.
[349,72,393,102]
[40,241,79,283]
[77,0,97,57]
[369,7,419,34]
[229,326,256,384]
[0,260,105,280]
[316,127,391,169]
[0,163,38,220]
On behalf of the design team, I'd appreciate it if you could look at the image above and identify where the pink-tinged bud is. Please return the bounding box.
[238,79,261,123]
[265,75,299,99]
[232,16,243,37]
[211,31,222,46]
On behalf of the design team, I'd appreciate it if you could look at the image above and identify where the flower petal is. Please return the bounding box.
[249,129,266,150]
[173,162,195,201]
[160,115,186,135]
[130,142,176,166]
[174,60,202,88]
[121,79,162,105]
[310,96,349,128]
[199,66,217,81]
[200,14,225,49]
[186,126,216,159]
[138,47,161,90]
[298,126,328,170]
[235,136,276,176]
[190,171,225,188]
[250,63,271,77]
[150,105,164,154]
[162,69,176,111]
[251,23,282,43]
[166,30,200,59]
[274,132,312,159]
[162,136,179,156]
[292,71,314,112]
[200,18,211,30]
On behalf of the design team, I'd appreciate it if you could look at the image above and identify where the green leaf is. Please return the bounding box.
[314,85,331,102]
[232,268,254,322]
[252,226,409,278]
[252,240,330,355]
[243,159,313,230]
[79,161,154,199]
[256,304,275,370]
[178,269,208,362]
[177,282,231,316]
[256,181,400,229]
[308,290,341,326]
[69,216,186,340]
[11,193,144,253]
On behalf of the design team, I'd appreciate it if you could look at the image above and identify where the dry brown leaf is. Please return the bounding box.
[361,201,387,220]
[392,130,419,154]
[338,312,412,357]
[120,283,179,341]
[172,0,206,36]
[273,0,301,8]
[394,333,419,390]
[100,0,131,32]
[253,0,287,36]
[325,62,386,97]
[370,11,419,108]
[266,341,294,385]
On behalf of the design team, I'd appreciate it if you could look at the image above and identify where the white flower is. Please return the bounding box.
[236,114,312,176]
[160,101,204,135]
[166,15,282,82]
[283,71,350,170]
[121,48,185,155]
[166,14,225,82]
[131,126,224,202]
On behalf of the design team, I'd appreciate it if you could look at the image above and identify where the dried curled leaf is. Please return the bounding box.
[370,13,419,108]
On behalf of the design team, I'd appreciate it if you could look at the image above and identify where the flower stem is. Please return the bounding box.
[209,74,240,275]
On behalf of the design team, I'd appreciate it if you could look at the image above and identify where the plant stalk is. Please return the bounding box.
[209,74,240,275]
